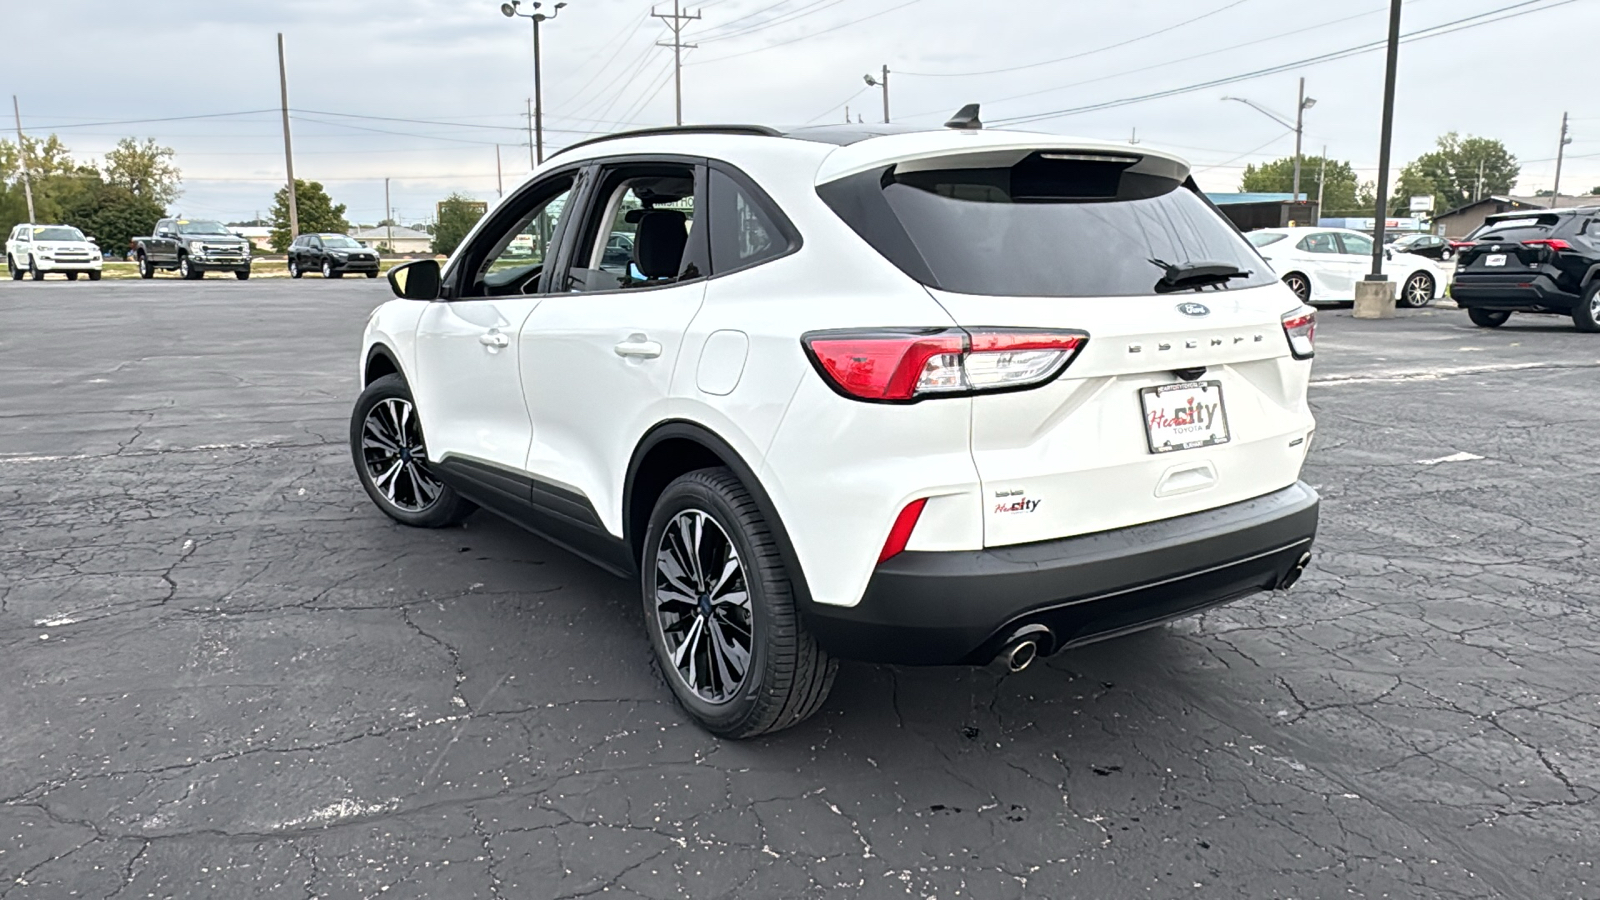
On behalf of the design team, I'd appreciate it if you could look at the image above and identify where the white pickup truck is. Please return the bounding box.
[6,224,104,281]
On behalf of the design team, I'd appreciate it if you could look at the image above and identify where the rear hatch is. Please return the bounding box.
[818,136,1314,547]
[1456,214,1564,277]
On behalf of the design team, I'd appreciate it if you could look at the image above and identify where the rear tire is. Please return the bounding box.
[1468,307,1511,328]
[6,255,20,280]
[289,258,302,278]
[137,253,154,279]
[1574,283,1600,333]
[350,374,475,528]
[1282,272,1312,303]
[1398,271,1435,308]
[235,270,250,281]
[642,468,836,739]
[65,272,78,281]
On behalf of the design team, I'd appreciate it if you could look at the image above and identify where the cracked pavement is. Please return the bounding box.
[2,279,1598,898]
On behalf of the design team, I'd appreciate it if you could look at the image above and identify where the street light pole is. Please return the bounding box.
[502,1,566,166]
[863,66,890,123]
[1222,87,1315,202]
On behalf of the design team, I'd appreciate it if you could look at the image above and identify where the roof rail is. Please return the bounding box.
[549,125,783,160]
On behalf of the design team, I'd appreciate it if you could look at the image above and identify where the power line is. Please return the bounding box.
[689,0,928,66]
[896,0,1255,77]
[991,0,1573,127]
[695,0,848,43]
[24,109,279,131]
[804,85,871,125]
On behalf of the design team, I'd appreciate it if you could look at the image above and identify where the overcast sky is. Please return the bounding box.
[4,0,1595,224]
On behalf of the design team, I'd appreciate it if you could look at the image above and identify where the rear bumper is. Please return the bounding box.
[1450,273,1578,310]
[800,482,1320,665]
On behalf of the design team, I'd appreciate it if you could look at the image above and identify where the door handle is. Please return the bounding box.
[614,337,663,359]
[479,330,510,350]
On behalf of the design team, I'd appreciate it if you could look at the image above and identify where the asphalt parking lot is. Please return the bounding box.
[2,277,1598,899]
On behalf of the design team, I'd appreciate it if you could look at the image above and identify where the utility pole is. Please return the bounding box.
[10,96,35,224]
[1129,127,1140,146]
[1475,159,1485,202]
[1551,111,1572,209]
[864,66,890,123]
[277,34,300,240]
[1292,77,1306,202]
[525,99,536,169]
[384,177,392,254]
[496,145,504,198]
[1316,146,1327,217]
[653,0,700,126]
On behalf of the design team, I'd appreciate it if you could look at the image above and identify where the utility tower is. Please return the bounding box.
[652,1,700,126]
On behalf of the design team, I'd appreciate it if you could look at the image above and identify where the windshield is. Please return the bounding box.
[176,221,233,235]
[819,154,1274,297]
[1247,232,1287,247]
[321,236,363,248]
[34,226,86,242]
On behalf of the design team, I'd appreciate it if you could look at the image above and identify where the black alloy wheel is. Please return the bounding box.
[1282,272,1312,303]
[349,374,475,528]
[643,468,836,738]
[1399,272,1435,309]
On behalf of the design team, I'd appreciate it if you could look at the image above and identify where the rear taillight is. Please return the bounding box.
[803,328,1088,402]
[1523,238,1571,251]
[1448,241,1476,250]
[1281,307,1315,360]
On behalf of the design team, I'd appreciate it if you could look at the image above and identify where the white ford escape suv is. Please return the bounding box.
[352,116,1320,738]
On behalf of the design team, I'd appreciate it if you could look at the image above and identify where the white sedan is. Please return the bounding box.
[1247,226,1447,308]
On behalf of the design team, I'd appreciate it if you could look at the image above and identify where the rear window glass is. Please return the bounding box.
[818,154,1275,297]
[1475,224,1552,242]
[1247,232,1287,247]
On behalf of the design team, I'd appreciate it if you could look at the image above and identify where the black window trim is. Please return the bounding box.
[551,152,711,299]
[705,158,803,279]
[442,160,591,301]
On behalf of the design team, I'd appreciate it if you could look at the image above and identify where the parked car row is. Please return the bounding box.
[1247,226,1449,309]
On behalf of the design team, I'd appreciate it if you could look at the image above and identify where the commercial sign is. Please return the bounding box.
[1409,195,1435,213]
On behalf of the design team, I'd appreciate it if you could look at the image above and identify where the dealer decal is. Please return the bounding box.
[992,492,1043,514]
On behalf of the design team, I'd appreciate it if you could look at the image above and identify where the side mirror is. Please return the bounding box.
[387,259,441,301]
[86,235,98,244]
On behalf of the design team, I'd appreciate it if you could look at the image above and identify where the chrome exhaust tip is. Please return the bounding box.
[1278,552,1312,590]
[1004,638,1039,673]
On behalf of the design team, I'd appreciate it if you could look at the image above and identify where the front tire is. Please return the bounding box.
[366,270,379,278]
[179,255,201,280]
[1282,272,1312,304]
[235,270,250,281]
[88,270,102,281]
[643,468,836,739]
[1468,307,1511,328]
[322,260,334,279]
[1398,271,1435,308]
[29,257,44,281]
[1574,283,1600,333]
[350,374,475,528]
[66,272,78,281]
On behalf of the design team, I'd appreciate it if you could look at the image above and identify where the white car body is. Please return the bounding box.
[6,224,103,278]
[1249,226,1449,307]
[353,123,1321,733]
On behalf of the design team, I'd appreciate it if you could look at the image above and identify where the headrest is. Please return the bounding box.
[632,210,688,279]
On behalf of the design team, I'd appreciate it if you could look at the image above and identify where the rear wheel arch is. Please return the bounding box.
[624,421,813,609]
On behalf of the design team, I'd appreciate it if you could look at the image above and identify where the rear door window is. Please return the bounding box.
[1337,232,1373,256]
[818,152,1275,298]
[1297,233,1340,254]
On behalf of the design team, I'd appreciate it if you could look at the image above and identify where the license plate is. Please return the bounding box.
[1485,254,1507,267]
[1140,380,1230,454]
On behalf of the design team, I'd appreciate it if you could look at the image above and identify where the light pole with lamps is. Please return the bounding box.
[1222,79,1316,201]
[501,0,567,166]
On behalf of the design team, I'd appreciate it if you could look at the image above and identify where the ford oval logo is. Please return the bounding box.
[1176,302,1211,318]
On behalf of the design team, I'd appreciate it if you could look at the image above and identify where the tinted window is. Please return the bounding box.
[1339,233,1373,256]
[565,164,703,293]
[708,169,787,273]
[1297,233,1340,254]
[819,154,1273,297]
[1247,232,1287,247]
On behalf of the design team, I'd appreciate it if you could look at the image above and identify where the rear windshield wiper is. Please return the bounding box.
[1149,258,1251,293]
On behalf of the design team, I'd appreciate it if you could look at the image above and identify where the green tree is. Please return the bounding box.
[103,138,182,206]
[0,134,88,231]
[1391,133,1519,215]
[1240,155,1373,216]
[432,193,485,256]
[58,178,165,258]
[268,179,349,252]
